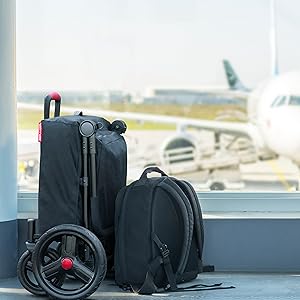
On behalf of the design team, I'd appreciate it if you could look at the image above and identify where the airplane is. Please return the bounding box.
[17,59,300,190]
[223,60,300,167]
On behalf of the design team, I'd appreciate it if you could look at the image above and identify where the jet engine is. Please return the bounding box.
[160,132,200,175]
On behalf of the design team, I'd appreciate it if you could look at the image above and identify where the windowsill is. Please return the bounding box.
[17,191,300,220]
[204,211,300,219]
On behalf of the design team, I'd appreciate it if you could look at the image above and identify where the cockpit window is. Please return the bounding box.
[289,95,300,106]
[276,96,287,106]
[271,96,280,107]
[271,96,287,107]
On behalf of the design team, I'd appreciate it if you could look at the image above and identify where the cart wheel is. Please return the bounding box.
[32,224,107,300]
[110,120,127,134]
[17,250,45,296]
[17,248,64,296]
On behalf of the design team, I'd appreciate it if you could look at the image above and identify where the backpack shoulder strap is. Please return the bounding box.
[137,233,178,295]
[175,180,204,259]
[157,178,194,275]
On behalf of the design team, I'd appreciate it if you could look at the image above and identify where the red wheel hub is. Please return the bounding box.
[61,258,73,270]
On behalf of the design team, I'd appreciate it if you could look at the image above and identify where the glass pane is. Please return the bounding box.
[271,96,280,107]
[289,96,300,106]
[276,96,287,107]
[17,1,300,192]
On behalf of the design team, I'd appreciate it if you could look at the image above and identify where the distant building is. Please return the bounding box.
[17,89,242,106]
[17,90,131,105]
[142,88,242,105]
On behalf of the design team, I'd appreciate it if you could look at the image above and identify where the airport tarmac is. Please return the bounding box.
[18,130,300,192]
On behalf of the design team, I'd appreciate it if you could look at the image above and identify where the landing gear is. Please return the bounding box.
[210,181,226,191]
[32,224,107,300]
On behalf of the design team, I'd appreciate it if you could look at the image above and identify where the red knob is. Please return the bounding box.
[49,91,61,102]
[61,258,73,270]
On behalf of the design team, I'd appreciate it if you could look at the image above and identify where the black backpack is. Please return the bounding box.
[114,167,204,294]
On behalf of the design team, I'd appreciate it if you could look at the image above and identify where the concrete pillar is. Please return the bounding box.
[0,0,17,278]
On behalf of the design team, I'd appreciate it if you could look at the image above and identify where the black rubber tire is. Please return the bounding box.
[110,120,127,134]
[32,224,107,300]
[17,248,64,296]
[17,250,46,296]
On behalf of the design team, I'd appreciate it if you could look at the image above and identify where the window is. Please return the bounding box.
[289,95,300,106]
[17,1,300,193]
[271,96,287,107]
[271,96,280,107]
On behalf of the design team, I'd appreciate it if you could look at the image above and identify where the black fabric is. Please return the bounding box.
[38,114,127,262]
[173,282,235,292]
[152,234,177,291]
[157,180,193,276]
[114,167,204,294]
[172,179,204,281]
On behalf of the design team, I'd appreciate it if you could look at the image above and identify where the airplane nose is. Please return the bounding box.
[285,129,300,164]
[270,107,300,164]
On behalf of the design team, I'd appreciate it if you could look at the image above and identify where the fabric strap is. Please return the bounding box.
[133,233,235,295]
[136,234,177,294]
[152,233,177,291]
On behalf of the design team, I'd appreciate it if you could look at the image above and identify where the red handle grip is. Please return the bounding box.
[44,91,61,119]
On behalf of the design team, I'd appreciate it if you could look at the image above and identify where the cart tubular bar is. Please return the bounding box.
[79,120,97,230]
[89,135,97,198]
[82,136,89,229]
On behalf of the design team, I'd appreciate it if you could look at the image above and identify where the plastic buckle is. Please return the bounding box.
[160,244,170,259]
[121,284,132,291]
[33,233,41,240]
[80,177,88,187]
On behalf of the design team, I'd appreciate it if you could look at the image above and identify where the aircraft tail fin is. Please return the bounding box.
[223,59,247,91]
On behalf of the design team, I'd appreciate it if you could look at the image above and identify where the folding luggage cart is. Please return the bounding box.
[17,92,127,300]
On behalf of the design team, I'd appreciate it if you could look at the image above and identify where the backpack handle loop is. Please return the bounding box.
[140,167,167,179]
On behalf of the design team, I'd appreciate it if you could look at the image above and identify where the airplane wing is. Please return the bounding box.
[218,89,249,100]
[18,102,253,138]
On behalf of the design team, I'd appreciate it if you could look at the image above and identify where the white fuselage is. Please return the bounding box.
[248,72,300,165]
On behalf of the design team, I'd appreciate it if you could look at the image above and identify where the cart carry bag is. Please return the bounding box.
[115,167,204,294]
[38,93,127,257]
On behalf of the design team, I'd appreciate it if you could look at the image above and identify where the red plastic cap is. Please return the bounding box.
[49,91,61,102]
[61,258,73,270]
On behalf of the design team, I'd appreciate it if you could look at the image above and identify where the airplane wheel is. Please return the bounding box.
[210,182,225,191]
[32,224,107,300]
[17,248,64,296]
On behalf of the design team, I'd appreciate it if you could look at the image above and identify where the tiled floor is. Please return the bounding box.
[1,272,300,300]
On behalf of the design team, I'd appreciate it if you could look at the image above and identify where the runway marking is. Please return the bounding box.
[267,160,293,191]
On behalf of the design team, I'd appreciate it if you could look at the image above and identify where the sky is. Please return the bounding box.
[16,0,300,92]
